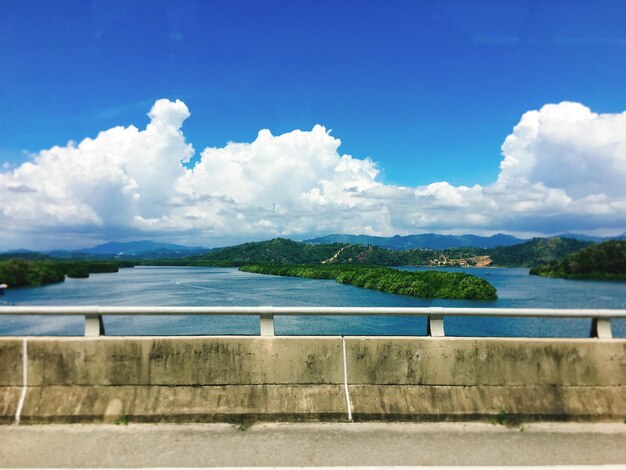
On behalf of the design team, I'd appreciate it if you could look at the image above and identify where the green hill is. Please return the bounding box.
[195,238,349,265]
[530,240,626,280]
[488,237,591,267]
[152,238,415,266]
[146,237,590,268]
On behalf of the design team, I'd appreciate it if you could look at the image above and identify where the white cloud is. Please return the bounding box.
[1,99,626,249]
[499,102,626,199]
[0,99,193,246]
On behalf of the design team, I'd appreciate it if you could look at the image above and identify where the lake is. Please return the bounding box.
[1,266,624,337]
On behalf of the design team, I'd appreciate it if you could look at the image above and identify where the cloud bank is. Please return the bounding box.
[1,99,626,249]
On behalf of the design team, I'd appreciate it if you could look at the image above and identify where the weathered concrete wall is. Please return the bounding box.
[344,337,626,421]
[0,336,624,423]
[0,339,23,423]
[344,338,625,386]
[27,337,344,385]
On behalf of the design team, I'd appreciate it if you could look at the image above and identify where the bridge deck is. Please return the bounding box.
[1,422,625,467]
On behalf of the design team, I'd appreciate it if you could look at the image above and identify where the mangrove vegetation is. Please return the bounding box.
[0,258,135,288]
[239,264,498,300]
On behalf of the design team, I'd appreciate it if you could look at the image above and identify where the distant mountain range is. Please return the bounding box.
[3,232,625,261]
[75,240,207,256]
[304,233,525,250]
[2,240,208,260]
[304,232,626,250]
[557,233,626,243]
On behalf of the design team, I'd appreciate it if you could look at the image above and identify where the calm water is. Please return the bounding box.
[0,266,624,337]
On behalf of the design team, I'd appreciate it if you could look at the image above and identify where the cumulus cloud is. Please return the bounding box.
[499,102,626,199]
[0,99,193,246]
[1,99,625,249]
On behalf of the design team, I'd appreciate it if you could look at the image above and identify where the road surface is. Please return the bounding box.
[1,422,625,467]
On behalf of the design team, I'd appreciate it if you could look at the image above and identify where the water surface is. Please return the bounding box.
[1,266,624,337]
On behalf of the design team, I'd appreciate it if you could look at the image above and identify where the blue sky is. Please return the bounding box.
[2,0,625,185]
[1,1,626,248]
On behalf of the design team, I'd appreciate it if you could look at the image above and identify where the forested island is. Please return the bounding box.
[0,258,135,288]
[239,264,498,300]
[530,240,626,281]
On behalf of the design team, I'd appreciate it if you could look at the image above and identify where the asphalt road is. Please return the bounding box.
[1,422,625,468]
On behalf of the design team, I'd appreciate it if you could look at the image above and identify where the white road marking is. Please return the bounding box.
[341,335,353,421]
[14,338,27,425]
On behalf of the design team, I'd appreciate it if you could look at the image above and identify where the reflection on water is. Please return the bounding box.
[0,266,624,337]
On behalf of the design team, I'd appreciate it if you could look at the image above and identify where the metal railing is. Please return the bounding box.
[0,306,624,338]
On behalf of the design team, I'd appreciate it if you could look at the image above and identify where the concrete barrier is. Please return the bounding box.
[0,339,23,423]
[0,337,624,424]
[344,337,626,421]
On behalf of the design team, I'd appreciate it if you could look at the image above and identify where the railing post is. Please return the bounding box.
[427,308,445,337]
[260,306,275,337]
[591,317,612,339]
[84,313,105,337]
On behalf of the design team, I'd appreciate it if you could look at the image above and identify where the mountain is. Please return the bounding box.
[0,250,50,261]
[555,233,626,243]
[489,237,592,267]
[3,241,209,259]
[169,236,587,268]
[76,240,208,258]
[2,236,592,267]
[304,233,525,250]
[1,248,36,254]
[190,238,349,265]
[530,240,626,280]
[186,238,459,266]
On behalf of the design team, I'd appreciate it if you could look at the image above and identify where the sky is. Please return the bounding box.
[1,0,626,250]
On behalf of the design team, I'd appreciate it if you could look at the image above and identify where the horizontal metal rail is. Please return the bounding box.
[0,306,624,339]
[2,306,626,317]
